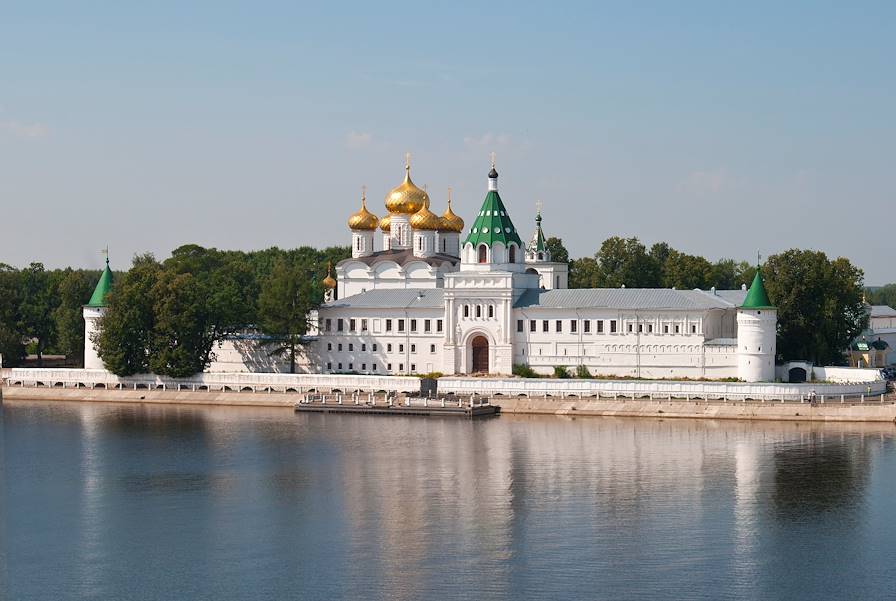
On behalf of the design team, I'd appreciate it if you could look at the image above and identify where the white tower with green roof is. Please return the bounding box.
[736,267,777,382]
[524,207,568,290]
[459,163,525,271]
[83,257,113,370]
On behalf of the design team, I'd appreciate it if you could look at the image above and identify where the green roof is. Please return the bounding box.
[463,190,524,248]
[740,268,774,309]
[529,213,546,253]
[87,260,113,307]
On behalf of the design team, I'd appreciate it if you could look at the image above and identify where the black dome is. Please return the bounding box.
[488,167,498,178]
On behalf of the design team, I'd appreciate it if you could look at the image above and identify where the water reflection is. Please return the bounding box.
[3,402,895,601]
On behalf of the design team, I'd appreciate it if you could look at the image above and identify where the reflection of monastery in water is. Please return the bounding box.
[310,157,778,381]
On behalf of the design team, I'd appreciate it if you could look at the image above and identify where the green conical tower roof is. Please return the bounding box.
[740,268,774,310]
[463,167,523,248]
[87,258,113,307]
[529,212,546,253]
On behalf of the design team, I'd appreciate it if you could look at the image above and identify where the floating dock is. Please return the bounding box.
[295,395,499,418]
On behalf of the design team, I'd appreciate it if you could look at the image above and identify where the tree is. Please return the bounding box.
[569,256,602,288]
[595,237,661,288]
[0,264,25,366]
[257,258,321,373]
[18,263,59,365]
[95,254,160,376]
[53,269,98,366]
[545,237,570,265]
[867,283,896,307]
[149,270,214,378]
[661,251,713,290]
[764,250,867,365]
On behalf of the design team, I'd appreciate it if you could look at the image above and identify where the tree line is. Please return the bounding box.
[0,236,882,375]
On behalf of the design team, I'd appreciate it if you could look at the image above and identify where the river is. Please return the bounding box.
[2,400,894,600]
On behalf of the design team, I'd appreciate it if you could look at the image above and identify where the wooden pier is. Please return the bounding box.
[295,394,499,418]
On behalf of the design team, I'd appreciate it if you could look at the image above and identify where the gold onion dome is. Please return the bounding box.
[379,214,391,232]
[322,262,337,289]
[347,188,378,230]
[410,194,441,231]
[439,188,464,233]
[384,156,429,214]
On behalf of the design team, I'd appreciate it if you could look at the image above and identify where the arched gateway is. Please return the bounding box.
[471,335,489,373]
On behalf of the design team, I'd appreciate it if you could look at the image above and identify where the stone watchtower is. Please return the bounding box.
[736,268,777,382]
[83,257,113,370]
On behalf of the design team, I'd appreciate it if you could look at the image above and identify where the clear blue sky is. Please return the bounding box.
[1,1,893,283]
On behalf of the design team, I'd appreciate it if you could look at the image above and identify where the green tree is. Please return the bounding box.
[569,256,602,288]
[595,237,661,288]
[764,250,867,365]
[149,270,214,377]
[257,258,321,373]
[545,236,570,265]
[18,263,59,365]
[95,254,160,376]
[866,283,896,307]
[53,269,98,366]
[0,264,25,366]
[661,251,713,290]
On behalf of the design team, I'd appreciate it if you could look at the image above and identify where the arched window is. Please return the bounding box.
[442,239,446,252]
[463,304,470,318]
[478,245,488,263]
[508,244,516,263]
[476,305,482,318]
[488,305,494,318]
[538,252,544,261]
[356,237,361,250]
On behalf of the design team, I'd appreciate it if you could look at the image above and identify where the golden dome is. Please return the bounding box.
[379,214,391,232]
[438,188,464,233]
[384,157,429,215]
[322,262,337,289]
[410,196,441,231]
[347,189,378,230]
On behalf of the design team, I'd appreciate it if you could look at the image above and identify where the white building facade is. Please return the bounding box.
[311,159,778,382]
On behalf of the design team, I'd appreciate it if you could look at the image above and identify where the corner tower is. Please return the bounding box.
[461,160,524,270]
[83,256,113,370]
[737,267,777,382]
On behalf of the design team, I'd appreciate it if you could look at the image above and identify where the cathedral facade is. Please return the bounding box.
[311,158,778,382]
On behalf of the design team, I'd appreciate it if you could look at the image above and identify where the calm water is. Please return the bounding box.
[2,401,895,601]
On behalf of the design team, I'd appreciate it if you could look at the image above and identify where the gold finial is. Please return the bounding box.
[490,152,496,168]
[405,152,411,172]
[447,186,452,206]
[361,185,367,206]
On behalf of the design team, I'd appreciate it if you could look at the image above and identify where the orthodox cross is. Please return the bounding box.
[405,152,411,170]
[490,152,496,168]
[535,199,543,215]
[361,185,367,203]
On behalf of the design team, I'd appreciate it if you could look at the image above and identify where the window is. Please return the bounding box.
[361,319,368,332]
[424,319,431,332]
[610,320,617,333]
[372,364,377,371]
[509,245,516,263]
[386,319,392,332]
[436,319,443,332]
[338,363,343,370]
[327,362,332,370]
[372,343,378,352]
[597,320,604,333]
[556,320,563,332]
[476,305,482,318]
[638,324,643,333]
[338,343,343,352]
[350,319,356,332]
[399,363,404,372]
[387,363,392,371]
[517,319,524,333]
[325,318,332,332]
[628,324,633,333]
[584,320,591,333]
[648,324,653,333]
[361,343,366,351]
[399,344,404,353]
[410,363,416,372]
[488,305,495,318]
[430,344,436,353]
[398,319,405,332]
[337,319,344,332]
[570,320,577,333]
[410,344,416,353]
[675,325,680,334]
[327,343,332,351]
[348,363,353,370]
[463,305,470,318]
[348,343,353,351]
[542,320,549,333]
[691,324,697,334]
[410,319,417,332]
[663,325,669,334]
[555,276,560,288]
[361,363,366,371]
[530,320,537,332]
[387,343,393,352]
[478,245,488,263]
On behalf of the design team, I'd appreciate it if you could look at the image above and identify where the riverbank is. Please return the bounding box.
[5,386,895,422]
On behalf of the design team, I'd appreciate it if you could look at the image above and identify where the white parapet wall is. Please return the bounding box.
[811,366,884,383]
[437,376,888,401]
[1,368,421,394]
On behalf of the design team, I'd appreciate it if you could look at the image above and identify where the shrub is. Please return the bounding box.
[553,365,571,379]
[417,372,443,379]
[512,364,539,378]
[575,364,592,379]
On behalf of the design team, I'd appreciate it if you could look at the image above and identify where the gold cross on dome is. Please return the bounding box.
[535,199,543,215]
[361,185,367,200]
[405,152,411,170]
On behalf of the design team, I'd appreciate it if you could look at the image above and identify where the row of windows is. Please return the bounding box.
[327,342,438,354]
[516,319,699,335]
[462,304,495,318]
[325,362,420,373]
[324,318,443,334]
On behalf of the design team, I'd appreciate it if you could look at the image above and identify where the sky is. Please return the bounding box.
[1,1,894,283]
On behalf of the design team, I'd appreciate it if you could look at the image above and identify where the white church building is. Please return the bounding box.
[307,158,778,382]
